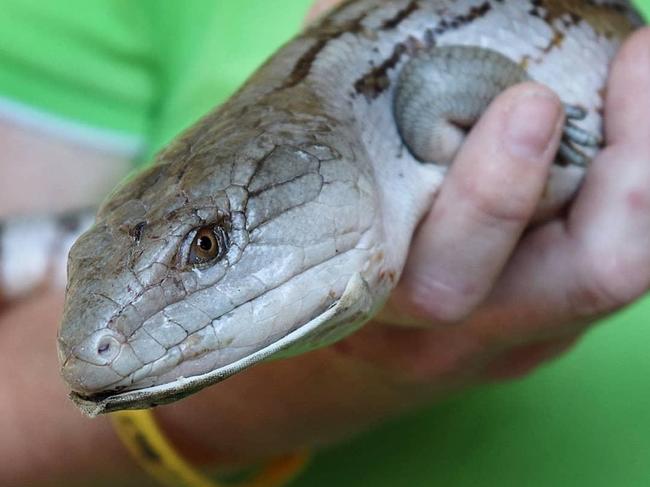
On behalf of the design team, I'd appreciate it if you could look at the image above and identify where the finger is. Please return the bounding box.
[603,27,650,149]
[473,29,650,339]
[567,27,650,313]
[392,82,564,324]
[482,333,582,381]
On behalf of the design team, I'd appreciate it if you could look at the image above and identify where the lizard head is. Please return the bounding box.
[57,126,386,413]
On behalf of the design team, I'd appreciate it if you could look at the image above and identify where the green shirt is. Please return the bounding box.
[1,1,648,485]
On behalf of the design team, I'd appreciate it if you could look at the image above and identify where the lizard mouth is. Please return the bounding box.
[69,273,374,416]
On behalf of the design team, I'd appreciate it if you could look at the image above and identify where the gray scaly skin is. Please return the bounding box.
[56,0,642,415]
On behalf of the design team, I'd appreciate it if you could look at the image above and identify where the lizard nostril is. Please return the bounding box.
[97,339,112,355]
[94,334,121,362]
[69,330,124,365]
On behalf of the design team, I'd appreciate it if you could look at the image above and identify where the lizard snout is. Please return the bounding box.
[58,329,126,396]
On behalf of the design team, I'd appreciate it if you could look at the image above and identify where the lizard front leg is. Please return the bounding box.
[394,45,601,168]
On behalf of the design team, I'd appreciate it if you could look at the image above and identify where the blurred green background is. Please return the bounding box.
[1,1,648,486]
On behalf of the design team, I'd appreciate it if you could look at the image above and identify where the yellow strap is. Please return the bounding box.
[111,409,310,487]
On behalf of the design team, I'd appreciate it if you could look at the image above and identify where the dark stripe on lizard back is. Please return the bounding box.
[283,0,497,96]
[354,1,493,99]
[285,0,637,101]
[283,0,424,89]
[533,0,640,38]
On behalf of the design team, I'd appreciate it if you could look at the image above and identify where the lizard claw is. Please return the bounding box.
[557,103,603,168]
[558,141,590,168]
[564,103,588,121]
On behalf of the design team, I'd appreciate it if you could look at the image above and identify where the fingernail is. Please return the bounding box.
[505,89,562,160]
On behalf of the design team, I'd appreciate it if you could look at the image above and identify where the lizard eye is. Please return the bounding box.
[187,224,229,267]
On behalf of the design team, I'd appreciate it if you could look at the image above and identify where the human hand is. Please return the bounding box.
[369,22,650,384]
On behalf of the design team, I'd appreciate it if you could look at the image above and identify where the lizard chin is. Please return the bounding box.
[67,273,379,416]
